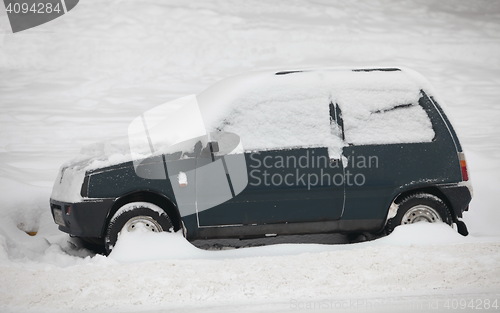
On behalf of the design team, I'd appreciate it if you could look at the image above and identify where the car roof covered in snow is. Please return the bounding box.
[196,67,434,112]
[195,66,437,155]
[196,66,434,129]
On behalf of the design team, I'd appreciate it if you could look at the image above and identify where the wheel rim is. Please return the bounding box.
[122,216,163,233]
[401,205,442,225]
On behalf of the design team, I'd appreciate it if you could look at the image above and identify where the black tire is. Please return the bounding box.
[104,202,173,255]
[385,193,452,234]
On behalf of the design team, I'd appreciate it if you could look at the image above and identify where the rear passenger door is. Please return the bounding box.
[332,76,439,222]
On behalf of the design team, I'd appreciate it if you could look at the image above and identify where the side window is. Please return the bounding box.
[213,83,343,158]
[329,102,345,141]
[336,89,435,145]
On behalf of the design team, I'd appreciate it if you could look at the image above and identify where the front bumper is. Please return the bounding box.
[50,198,114,238]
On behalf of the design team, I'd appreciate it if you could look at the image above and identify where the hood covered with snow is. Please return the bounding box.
[50,139,132,202]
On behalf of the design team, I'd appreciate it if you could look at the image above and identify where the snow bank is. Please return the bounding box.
[109,231,207,262]
[374,222,472,246]
[3,223,497,313]
[108,223,486,264]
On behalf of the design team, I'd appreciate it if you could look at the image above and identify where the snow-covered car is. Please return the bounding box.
[50,68,472,253]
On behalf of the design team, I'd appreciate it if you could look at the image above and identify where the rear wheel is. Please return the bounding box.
[105,202,173,254]
[385,193,452,234]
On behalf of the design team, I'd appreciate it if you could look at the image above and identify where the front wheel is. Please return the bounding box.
[105,202,173,254]
[385,193,452,234]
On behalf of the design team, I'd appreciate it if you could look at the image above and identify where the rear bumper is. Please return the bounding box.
[50,198,114,238]
[438,183,472,219]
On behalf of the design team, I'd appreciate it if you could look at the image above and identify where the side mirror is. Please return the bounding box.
[209,141,219,153]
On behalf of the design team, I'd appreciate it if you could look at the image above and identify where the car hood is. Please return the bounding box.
[51,138,136,202]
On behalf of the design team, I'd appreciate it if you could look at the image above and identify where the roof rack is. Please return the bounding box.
[352,68,401,72]
[275,70,304,75]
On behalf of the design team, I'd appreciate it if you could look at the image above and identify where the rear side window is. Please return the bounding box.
[336,89,435,145]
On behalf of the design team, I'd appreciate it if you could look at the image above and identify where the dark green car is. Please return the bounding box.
[50,68,472,253]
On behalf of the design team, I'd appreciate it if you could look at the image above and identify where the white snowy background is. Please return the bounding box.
[1,0,500,312]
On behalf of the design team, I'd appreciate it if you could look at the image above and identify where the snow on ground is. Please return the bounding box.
[1,0,500,312]
[1,224,500,313]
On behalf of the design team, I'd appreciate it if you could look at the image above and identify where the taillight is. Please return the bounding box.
[458,152,469,181]
[64,205,72,215]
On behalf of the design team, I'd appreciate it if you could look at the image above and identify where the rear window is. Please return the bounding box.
[335,89,435,145]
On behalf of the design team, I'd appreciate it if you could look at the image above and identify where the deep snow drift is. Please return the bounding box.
[1,0,500,312]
